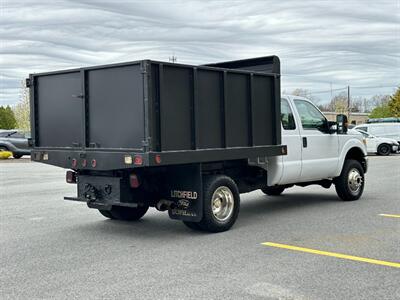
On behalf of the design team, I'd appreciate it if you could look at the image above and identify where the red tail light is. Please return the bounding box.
[82,159,87,167]
[71,158,77,168]
[129,174,140,188]
[66,171,77,184]
[91,159,97,168]
[133,155,143,166]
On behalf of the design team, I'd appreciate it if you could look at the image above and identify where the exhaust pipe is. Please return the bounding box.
[156,199,176,211]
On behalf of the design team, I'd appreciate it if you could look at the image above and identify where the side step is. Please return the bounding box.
[64,196,139,210]
[64,196,86,202]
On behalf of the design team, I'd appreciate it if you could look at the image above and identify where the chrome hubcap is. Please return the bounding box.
[211,186,234,222]
[348,168,363,194]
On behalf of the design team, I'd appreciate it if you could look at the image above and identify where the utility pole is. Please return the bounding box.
[169,55,177,63]
[347,85,351,120]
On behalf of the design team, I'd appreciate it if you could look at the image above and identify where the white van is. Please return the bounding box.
[354,123,400,143]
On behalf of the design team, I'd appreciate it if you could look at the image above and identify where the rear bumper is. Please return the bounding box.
[64,175,139,210]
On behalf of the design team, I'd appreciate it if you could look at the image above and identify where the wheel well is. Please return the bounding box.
[345,147,367,172]
[377,143,390,148]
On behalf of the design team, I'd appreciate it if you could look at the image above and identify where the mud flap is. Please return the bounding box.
[163,164,203,222]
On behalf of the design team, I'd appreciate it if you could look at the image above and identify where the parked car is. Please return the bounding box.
[354,123,400,144]
[0,130,31,158]
[355,129,399,155]
[367,117,400,123]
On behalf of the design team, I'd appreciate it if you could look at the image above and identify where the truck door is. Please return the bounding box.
[278,98,302,185]
[293,99,339,181]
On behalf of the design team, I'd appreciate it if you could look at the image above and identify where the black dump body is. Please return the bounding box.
[29,56,286,171]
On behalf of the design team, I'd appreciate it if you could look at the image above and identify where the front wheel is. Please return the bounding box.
[12,153,23,159]
[99,205,149,221]
[334,159,365,201]
[189,175,240,233]
[377,144,391,156]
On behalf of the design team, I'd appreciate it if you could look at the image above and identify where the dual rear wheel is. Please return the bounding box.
[183,175,240,233]
[99,205,149,221]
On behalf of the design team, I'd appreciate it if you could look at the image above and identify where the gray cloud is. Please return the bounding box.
[1,0,399,105]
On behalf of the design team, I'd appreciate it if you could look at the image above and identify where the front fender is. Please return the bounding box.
[335,139,367,177]
[0,141,18,152]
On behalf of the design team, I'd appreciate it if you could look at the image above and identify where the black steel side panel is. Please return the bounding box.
[225,73,250,147]
[159,65,192,151]
[87,64,144,149]
[36,72,83,147]
[252,75,274,145]
[196,69,223,149]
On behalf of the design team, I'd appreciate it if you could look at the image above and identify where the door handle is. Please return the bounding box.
[302,137,307,148]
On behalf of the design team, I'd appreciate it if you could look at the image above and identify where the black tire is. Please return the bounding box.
[12,153,23,159]
[98,209,115,219]
[183,221,203,231]
[261,186,285,196]
[100,205,149,221]
[377,144,391,156]
[196,175,240,233]
[334,159,365,201]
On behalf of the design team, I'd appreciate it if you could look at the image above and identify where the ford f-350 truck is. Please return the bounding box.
[28,56,367,232]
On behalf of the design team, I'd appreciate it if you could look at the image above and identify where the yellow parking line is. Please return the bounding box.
[379,214,400,218]
[261,242,400,268]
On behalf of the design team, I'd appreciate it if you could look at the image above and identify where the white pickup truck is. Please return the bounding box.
[29,56,368,233]
[261,95,368,201]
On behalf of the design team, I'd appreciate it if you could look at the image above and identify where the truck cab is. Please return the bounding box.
[265,95,367,197]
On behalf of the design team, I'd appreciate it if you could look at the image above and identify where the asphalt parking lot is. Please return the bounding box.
[1,155,399,300]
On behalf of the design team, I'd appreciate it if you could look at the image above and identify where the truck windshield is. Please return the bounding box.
[294,99,326,129]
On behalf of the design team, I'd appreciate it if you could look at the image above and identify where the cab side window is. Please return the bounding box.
[281,98,296,130]
[294,99,326,129]
[357,126,367,132]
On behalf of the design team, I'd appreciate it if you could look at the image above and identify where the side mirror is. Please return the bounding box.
[327,121,337,134]
[336,114,348,134]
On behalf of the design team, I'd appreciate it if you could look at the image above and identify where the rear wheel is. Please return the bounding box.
[99,205,149,221]
[261,186,285,196]
[377,144,390,156]
[196,175,240,233]
[183,221,202,231]
[98,209,115,219]
[334,159,365,201]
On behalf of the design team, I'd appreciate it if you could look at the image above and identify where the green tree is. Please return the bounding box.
[369,87,400,118]
[388,87,400,117]
[0,105,17,129]
[369,104,392,118]
[13,80,31,131]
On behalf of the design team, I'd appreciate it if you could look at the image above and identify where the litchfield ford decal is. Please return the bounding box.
[170,190,198,200]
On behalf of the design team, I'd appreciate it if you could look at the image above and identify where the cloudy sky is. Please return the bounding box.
[1,0,399,106]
